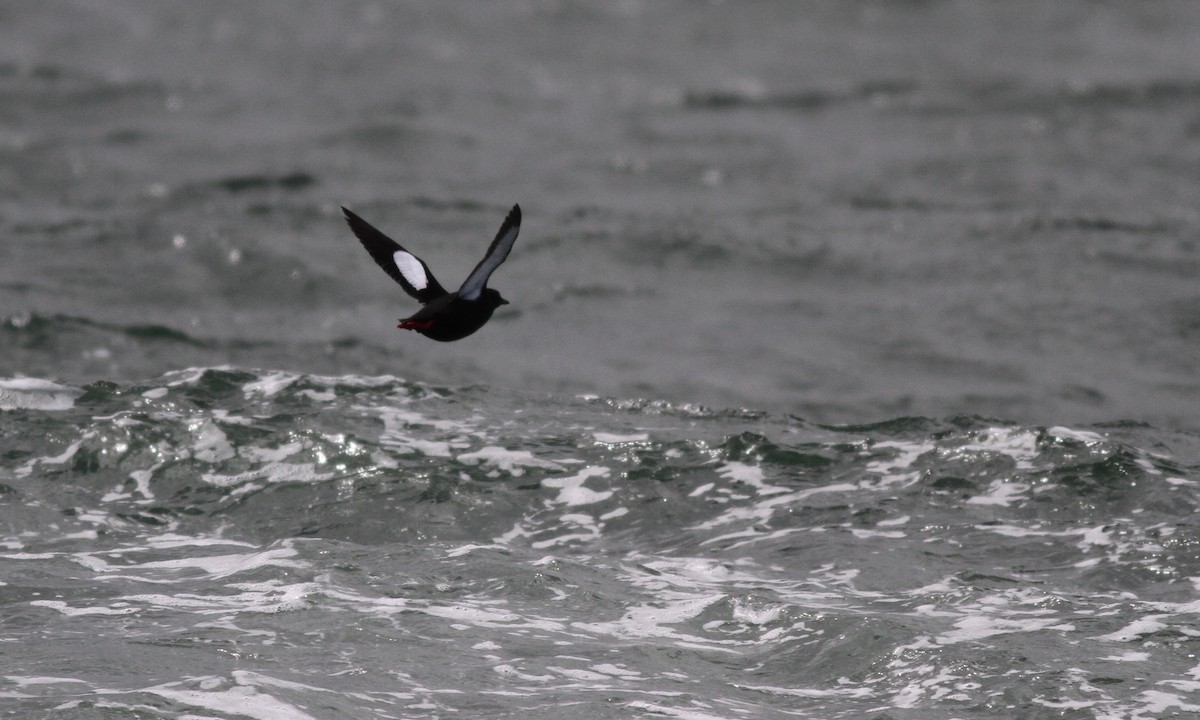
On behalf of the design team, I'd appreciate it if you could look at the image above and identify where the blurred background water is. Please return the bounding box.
[1,2,1199,718]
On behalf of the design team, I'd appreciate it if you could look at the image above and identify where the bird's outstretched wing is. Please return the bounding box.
[342,207,448,304]
[457,204,521,301]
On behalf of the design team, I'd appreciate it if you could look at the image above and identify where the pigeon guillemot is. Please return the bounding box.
[341,204,521,342]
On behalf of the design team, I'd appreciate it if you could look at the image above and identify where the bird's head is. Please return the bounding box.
[484,288,509,308]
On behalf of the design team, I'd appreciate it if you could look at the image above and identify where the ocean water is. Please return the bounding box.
[2,2,1199,718]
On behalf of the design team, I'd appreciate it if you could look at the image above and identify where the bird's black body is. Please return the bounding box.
[393,288,508,342]
[342,204,521,342]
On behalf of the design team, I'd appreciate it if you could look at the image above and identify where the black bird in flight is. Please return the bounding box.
[342,204,521,342]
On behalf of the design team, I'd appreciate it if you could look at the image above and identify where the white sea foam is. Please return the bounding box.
[694,482,858,536]
[737,684,873,698]
[966,480,1030,506]
[371,405,482,458]
[936,613,1074,645]
[1048,426,1106,444]
[190,419,235,462]
[850,528,906,539]
[541,466,612,506]
[202,462,336,488]
[0,378,82,411]
[1,367,1195,720]
[40,439,85,465]
[717,461,788,495]
[1094,616,1168,642]
[864,439,930,486]
[122,580,315,615]
[144,676,320,720]
[5,675,91,688]
[242,371,299,398]
[957,427,1040,469]
[30,600,137,616]
[623,699,740,719]
[115,546,306,579]
[593,432,650,443]
[458,446,564,476]
[531,513,603,548]
[574,593,742,653]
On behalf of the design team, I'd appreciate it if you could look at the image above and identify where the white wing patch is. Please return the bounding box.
[392,251,428,290]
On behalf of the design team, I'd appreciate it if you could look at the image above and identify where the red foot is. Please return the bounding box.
[398,319,435,331]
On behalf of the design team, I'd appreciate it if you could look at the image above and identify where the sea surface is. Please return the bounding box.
[1,2,1199,718]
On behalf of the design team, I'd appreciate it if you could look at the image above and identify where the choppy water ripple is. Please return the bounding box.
[2,368,1198,718]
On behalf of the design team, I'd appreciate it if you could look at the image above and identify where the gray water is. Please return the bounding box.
[2,2,1199,718]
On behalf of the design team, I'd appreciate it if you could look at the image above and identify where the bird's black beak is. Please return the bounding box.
[499,298,510,305]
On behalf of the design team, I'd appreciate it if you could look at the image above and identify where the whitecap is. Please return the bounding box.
[593,432,650,443]
[966,480,1030,506]
[242,371,299,398]
[143,676,319,720]
[542,466,612,506]
[0,378,81,411]
[458,446,564,476]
